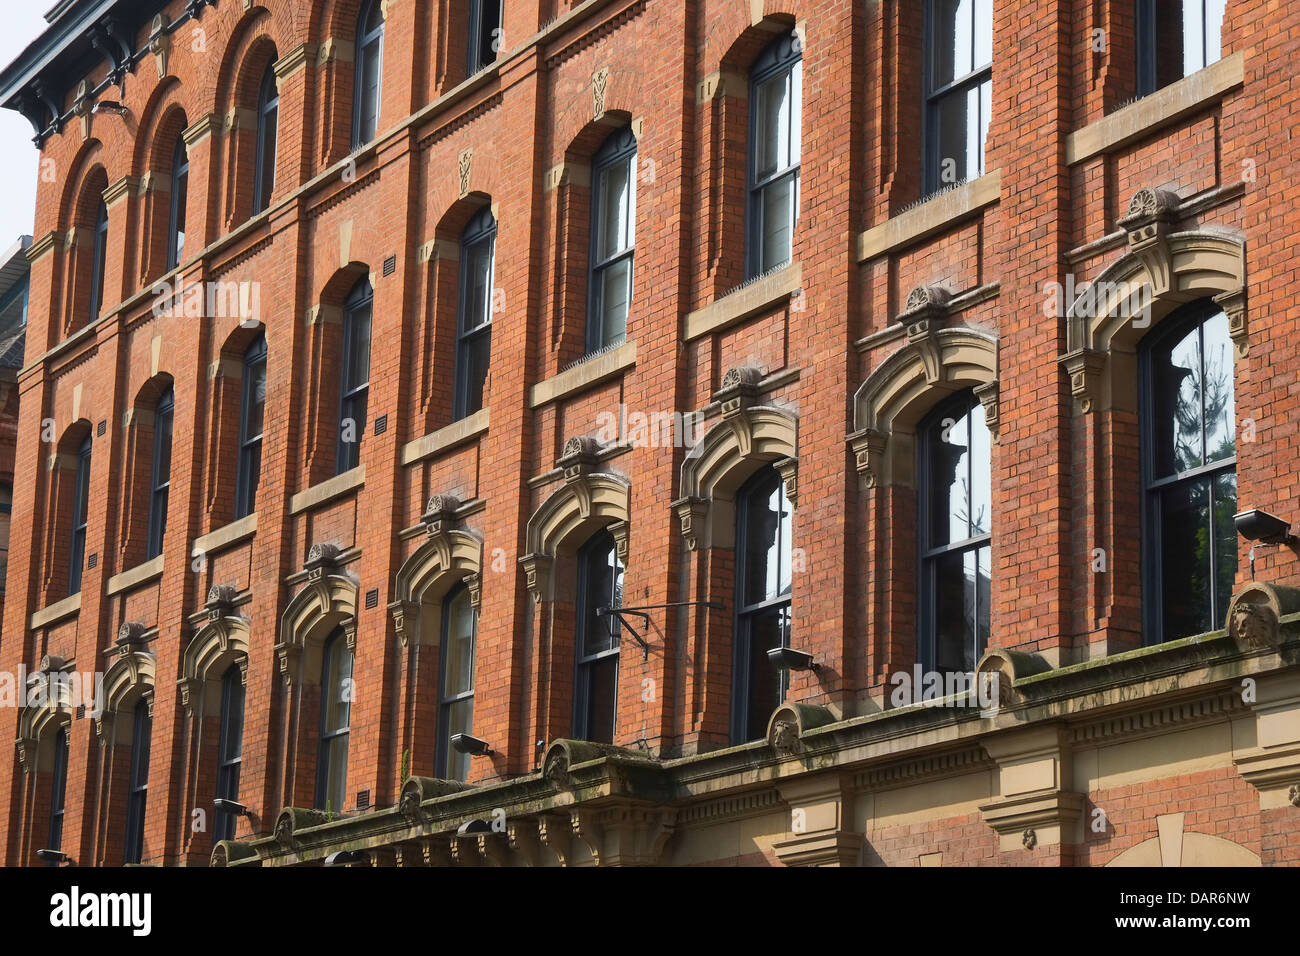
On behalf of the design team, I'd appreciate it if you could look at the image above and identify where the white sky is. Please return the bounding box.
[0,8,57,243]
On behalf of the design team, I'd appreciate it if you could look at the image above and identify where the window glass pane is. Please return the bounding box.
[1202,308,1235,464]
[1205,0,1226,66]
[324,639,354,733]
[443,589,476,698]
[173,168,187,264]
[360,43,382,141]
[246,360,266,442]
[978,79,991,175]
[462,331,491,415]
[934,547,987,674]
[927,407,971,548]
[754,71,791,179]
[760,174,795,273]
[597,159,632,261]
[596,258,631,347]
[1183,0,1206,73]
[743,473,786,605]
[932,0,973,88]
[1150,320,1203,478]
[969,401,992,537]
[465,240,493,330]
[324,733,349,811]
[347,304,372,392]
[934,90,976,185]
[1159,476,1213,639]
[1213,471,1238,623]
[582,540,621,656]
[745,605,788,741]
[155,403,173,487]
[445,697,474,781]
[973,0,993,69]
[584,655,618,744]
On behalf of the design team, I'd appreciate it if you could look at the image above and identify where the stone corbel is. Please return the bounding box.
[73,81,93,141]
[716,366,763,456]
[900,285,951,383]
[177,676,202,716]
[537,813,572,866]
[274,641,302,687]
[607,520,630,567]
[771,774,863,867]
[149,14,171,79]
[520,553,553,604]
[672,495,709,551]
[849,428,888,489]
[507,819,541,867]
[558,436,601,515]
[773,457,798,509]
[464,572,482,608]
[1059,348,1106,414]
[1118,187,1180,298]
[1214,288,1248,358]
[978,726,1084,851]
[387,599,419,648]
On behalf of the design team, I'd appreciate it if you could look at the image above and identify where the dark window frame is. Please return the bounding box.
[123,698,152,864]
[468,0,503,75]
[352,0,385,148]
[46,726,69,862]
[88,200,109,322]
[746,33,802,279]
[730,466,794,744]
[145,387,174,561]
[214,666,245,843]
[314,628,353,812]
[235,334,267,519]
[337,279,373,475]
[68,435,92,596]
[585,128,637,355]
[1137,0,1227,97]
[253,63,279,214]
[166,136,189,270]
[573,529,623,743]
[923,0,994,195]
[434,582,477,781]
[454,208,496,421]
[1139,299,1237,645]
[916,389,993,675]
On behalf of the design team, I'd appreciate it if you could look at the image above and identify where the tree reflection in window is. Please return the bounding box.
[1142,300,1236,643]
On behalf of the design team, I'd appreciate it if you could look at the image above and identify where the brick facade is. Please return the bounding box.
[0,0,1297,867]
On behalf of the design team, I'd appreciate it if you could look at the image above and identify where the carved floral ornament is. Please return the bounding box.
[1059,188,1247,414]
[388,495,484,647]
[674,366,798,551]
[849,292,999,490]
[520,438,631,603]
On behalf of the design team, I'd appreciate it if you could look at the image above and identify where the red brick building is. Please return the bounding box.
[0,0,1296,867]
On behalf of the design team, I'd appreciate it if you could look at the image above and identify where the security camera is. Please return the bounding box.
[766,646,819,672]
[92,101,129,116]
[1234,509,1294,545]
[213,798,250,817]
[323,850,367,866]
[450,733,493,757]
[457,819,491,835]
[36,849,71,864]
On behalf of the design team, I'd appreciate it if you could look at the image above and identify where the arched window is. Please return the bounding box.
[587,128,637,354]
[455,208,495,420]
[146,387,174,561]
[123,699,152,864]
[338,279,372,474]
[316,628,353,813]
[235,335,266,519]
[574,529,623,743]
[353,0,385,147]
[918,390,992,674]
[748,33,802,277]
[167,136,189,270]
[88,200,109,321]
[435,584,477,781]
[214,666,245,842]
[68,436,92,596]
[925,0,993,193]
[468,0,503,74]
[1138,0,1227,95]
[732,466,793,743]
[253,63,279,214]
[1141,300,1236,643]
[44,727,69,863]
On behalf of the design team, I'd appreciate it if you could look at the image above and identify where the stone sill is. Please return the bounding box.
[684,262,803,341]
[290,465,365,515]
[193,513,258,556]
[529,340,636,408]
[106,554,165,596]
[402,408,490,466]
[856,171,1002,262]
[30,592,81,631]
[1066,52,1244,164]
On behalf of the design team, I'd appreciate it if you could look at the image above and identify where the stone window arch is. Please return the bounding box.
[97,622,156,865]
[16,674,74,865]
[1056,187,1246,655]
[521,438,631,745]
[387,495,483,780]
[672,366,797,749]
[275,544,359,811]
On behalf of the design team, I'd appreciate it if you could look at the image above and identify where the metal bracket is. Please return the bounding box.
[596,601,724,660]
